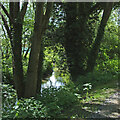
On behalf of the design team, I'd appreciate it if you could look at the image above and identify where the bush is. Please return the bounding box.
[2,84,47,119]
[2,84,17,113]
[12,98,47,119]
[76,71,117,93]
[2,84,78,118]
[38,86,78,117]
[96,59,119,75]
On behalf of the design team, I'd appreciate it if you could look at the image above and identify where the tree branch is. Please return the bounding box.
[14,2,20,18]
[89,3,102,15]
[1,23,8,39]
[44,2,53,21]
[9,2,14,21]
[42,2,53,33]
[35,2,44,30]
[20,2,28,21]
[0,12,13,48]
[0,3,14,24]
[86,2,114,72]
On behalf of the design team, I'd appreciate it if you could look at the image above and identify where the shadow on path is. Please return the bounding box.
[65,91,120,119]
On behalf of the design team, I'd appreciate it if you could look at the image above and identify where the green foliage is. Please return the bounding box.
[42,61,53,80]
[3,98,47,119]
[2,84,17,118]
[96,10,119,75]
[2,36,13,84]
[43,44,70,83]
[12,98,47,119]
[2,84,78,118]
[38,87,78,117]
[2,84,47,119]
[76,72,117,93]
[96,59,119,75]
[2,84,17,109]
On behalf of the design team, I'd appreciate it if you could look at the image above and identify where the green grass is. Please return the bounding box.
[81,78,118,104]
[64,77,119,118]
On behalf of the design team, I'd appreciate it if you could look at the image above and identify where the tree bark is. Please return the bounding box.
[24,33,42,97]
[12,21,24,98]
[36,44,44,94]
[24,2,53,98]
[87,3,114,72]
[64,3,88,81]
[1,2,28,98]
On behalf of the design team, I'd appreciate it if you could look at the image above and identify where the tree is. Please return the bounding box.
[0,2,53,98]
[86,3,114,72]
[64,2,114,81]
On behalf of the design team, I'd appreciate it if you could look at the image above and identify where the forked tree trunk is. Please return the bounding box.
[24,33,42,97]
[64,3,114,82]
[24,2,53,98]
[1,2,53,98]
[0,2,28,98]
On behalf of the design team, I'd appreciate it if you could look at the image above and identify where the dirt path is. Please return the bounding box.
[87,90,120,118]
[63,89,120,119]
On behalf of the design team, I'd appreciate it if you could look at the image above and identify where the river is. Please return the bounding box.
[41,72,64,89]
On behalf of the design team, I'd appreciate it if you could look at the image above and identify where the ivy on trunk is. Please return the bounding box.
[64,2,114,82]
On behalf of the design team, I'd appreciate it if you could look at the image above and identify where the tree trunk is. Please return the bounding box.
[12,22,24,98]
[24,33,42,97]
[36,44,44,94]
[64,3,88,81]
[1,2,53,98]
[24,2,53,98]
[87,3,114,72]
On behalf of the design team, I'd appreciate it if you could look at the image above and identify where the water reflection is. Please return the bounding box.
[41,72,64,89]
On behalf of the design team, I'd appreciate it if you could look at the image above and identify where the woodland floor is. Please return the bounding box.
[86,90,120,119]
[63,81,120,119]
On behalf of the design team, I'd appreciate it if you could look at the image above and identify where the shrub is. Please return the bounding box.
[2,84,17,113]
[2,84,78,118]
[76,71,117,93]
[12,98,47,119]
[38,86,78,117]
[96,59,119,75]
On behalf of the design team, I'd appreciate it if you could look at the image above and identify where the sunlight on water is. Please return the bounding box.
[41,72,64,89]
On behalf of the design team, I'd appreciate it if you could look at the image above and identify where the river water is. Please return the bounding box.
[41,72,64,89]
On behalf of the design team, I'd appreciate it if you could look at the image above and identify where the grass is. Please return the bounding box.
[81,78,118,104]
[62,75,119,118]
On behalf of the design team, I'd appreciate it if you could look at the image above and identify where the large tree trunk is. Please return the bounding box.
[64,3,88,81]
[24,2,53,98]
[1,2,28,98]
[24,33,42,97]
[64,3,114,82]
[36,44,44,94]
[12,21,24,98]
[10,2,28,98]
[87,3,114,72]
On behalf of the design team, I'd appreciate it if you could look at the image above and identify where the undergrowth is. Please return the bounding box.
[2,72,118,119]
